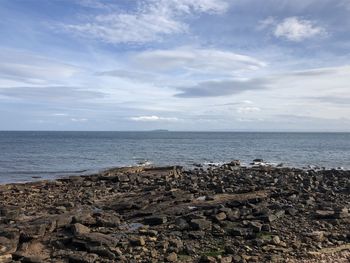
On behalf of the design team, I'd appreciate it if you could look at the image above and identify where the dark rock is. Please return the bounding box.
[129,237,145,246]
[190,219,212,231]
[175,217,189,230]
[143,216,167,226]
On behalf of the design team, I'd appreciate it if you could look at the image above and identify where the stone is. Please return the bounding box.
[214,212,227,221]
[73,211,96,225]
[73,232,117,248]
[248,221,263,232]
[95,212,120,227]
[315,210,335,219]
[143,216,167,226]
[129,237,145,246]
[220,256,233,263]
[200,255,217,262]
[166,252,178,262]
[0,206,21,220]
[272,236,281,245]
[117,174,129,182]
[68,251,99,263]
[72,223,90,235]
[19,222,47,240]
[0,254,12,263]
[190,219,212,231]
[175,217,189,230]
[86,245,116,259]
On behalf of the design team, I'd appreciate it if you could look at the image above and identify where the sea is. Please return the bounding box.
[0,131,349,184]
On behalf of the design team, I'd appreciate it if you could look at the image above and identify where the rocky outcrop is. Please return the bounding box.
[0,163,349,262]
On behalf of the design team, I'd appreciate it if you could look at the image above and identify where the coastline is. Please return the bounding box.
[0,162,349,262]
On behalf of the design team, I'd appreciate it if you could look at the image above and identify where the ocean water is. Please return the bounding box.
[0,131,349,184]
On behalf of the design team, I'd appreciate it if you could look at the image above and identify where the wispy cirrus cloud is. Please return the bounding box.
[64,0,230,44]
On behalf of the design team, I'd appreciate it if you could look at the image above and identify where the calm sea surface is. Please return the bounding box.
[0,131,349,183]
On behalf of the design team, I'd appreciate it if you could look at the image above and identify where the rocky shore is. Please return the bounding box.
[0,161,350,262]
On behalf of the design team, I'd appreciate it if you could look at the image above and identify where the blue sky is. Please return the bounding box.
[0,0,349,131]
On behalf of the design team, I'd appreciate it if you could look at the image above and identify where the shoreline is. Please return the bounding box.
[1,160,348,186]
[0,162,350,262]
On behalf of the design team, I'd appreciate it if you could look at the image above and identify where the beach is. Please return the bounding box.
[0,162,349,262]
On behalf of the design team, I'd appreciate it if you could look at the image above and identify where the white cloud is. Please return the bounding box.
[66,0,230,44]
[237,106,261,114]
[133,47,266,74]
[71,118,88,122]
[130,115,179,122]
[274,17,326,42]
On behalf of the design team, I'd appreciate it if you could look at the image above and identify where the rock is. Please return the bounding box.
[166,252,178,262]
[0,254,12,263]
[228,227,250,237]
[0,229,19,254]
[143,216,167,226]
[214,212,227,221]
[95,212,120,227]
[248,221,263,232]
[73,232,117,248]
[68,251,99,263]
[129,237,145,246]
[272,236,281,245]
[220,256,233,263]
[175,217,189,230]
[200,255,217,262]
[190,219,212,231]
[307,231,326,242]
[86,245,116,259]
[315,210,335,219]
[72,211,96,225]
[72,223,90,235]
[55,214,73,228]
[0,206,21,220]
[335,207,349,218]
[117,174,129,182]
[19,222,47,240]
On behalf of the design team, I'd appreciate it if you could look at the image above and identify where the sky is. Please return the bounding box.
[0,0,349,131]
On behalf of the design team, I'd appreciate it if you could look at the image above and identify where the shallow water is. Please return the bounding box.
[0,131,349,183]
